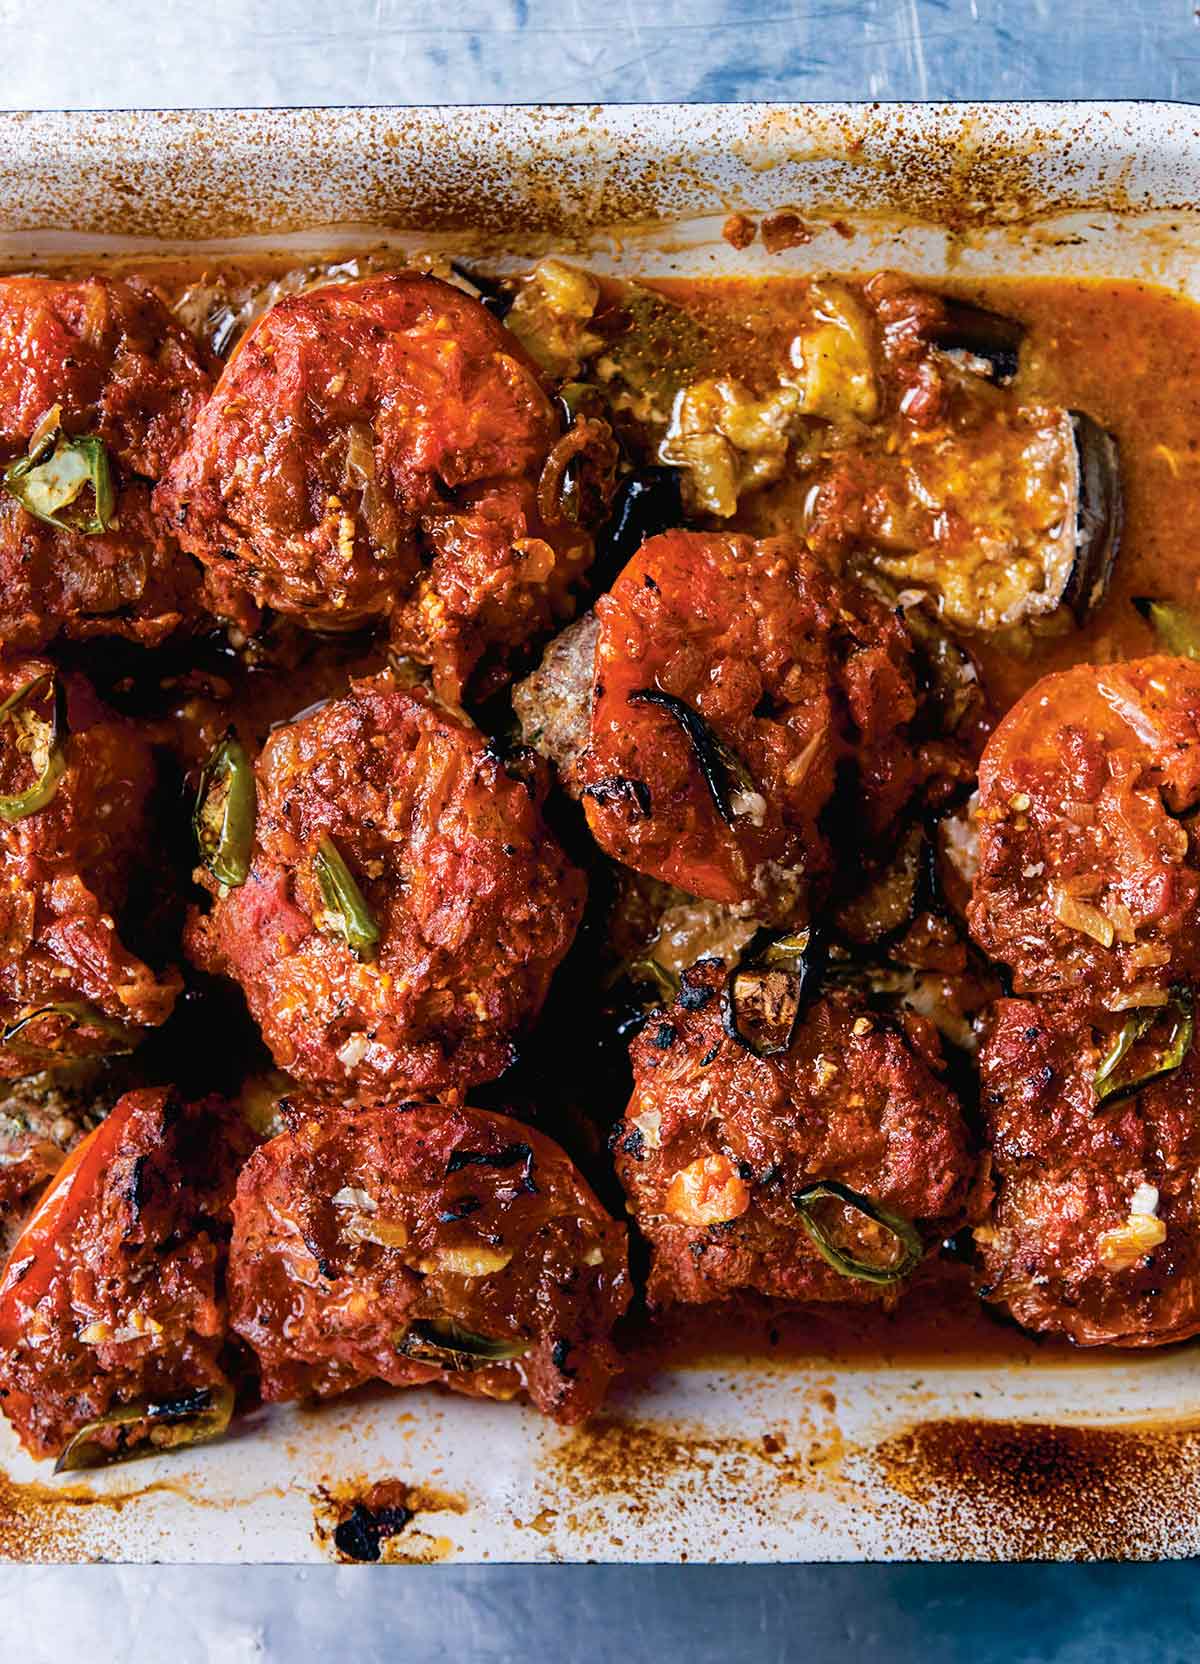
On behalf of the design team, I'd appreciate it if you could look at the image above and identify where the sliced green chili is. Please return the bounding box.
[55,1384,235,1474]
[1094,988,1194,1106]
[0,672,66,822]
[313,834,380,962]
[628,688,757,827]
[793,1179,924,1286]
[722,928,823,1058]
[627,956,680,1005]
[395,1318,530,1373]
[1132,597,1200,661]
[193,731,256,888]
[3,414,115,535]
[1,1000,135,1062]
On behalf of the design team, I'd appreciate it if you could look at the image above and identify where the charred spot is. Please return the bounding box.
[699,1043,721,1067]
[446,1142,537,1195]
[438,1196,483,1224]
[124,1155,149,1227]
[620,1126,645,1158]
[332,1500,414,1563]
[581,775,652,820]
[481,736,540,795]
[651,1022,676,1049]
[678,972,714,1011]
[736,1160,754,1182]
[302,1230,336,1280]
[551,1337,578,1379]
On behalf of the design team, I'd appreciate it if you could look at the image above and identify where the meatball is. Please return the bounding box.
[156,273,600,701]
[613,960,973,1308]
[0,1087,249,1463]
[974,996,1200,1346]
[0,275,212,650]
[228,1100,630,1424]
[185,669,585,1101]
[575,530,919,923]
[0,659,180,1080]
[968,656,1200,1002]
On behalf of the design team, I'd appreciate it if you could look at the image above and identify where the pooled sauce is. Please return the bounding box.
[646,273,1200,719]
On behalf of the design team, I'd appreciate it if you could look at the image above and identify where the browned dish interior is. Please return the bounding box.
[2,247,1200,1492]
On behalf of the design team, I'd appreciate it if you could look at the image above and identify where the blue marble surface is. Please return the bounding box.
[2,1,1200,1655]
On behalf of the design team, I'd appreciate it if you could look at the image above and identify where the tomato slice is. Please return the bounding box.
[0,1095,140,1347]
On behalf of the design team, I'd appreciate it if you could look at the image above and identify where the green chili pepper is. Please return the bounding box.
[0,672,66,822]
[313,834,380,962]
[3,416,115,535]
[1132,598,1200,660]
[54,1384,235,1474]
[193,731,256,888]
[627,956,680,1006]
[793,1179,924,1286]
[1,1000,135,1062]
[1094,988,1194,1106]
[395,1318,529,1373]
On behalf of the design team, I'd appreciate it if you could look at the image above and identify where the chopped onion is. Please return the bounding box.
[1051,886,1114,947]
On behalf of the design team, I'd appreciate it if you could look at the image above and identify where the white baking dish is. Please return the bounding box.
[3,101,1200,1564]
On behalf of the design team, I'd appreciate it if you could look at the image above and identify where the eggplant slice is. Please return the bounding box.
[1063,411,1124,622]
[722,927,826,1057]
[834,823,930,948]
[870,405,1122,637]
[924,297,1026,386]
[590,467,684,593]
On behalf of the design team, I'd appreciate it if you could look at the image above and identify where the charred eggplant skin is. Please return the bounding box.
[627,688,756,828]
[590,468,684,593]
[1064,411,1124,623]
[722,927,826,1057]
[924,297,1026,385]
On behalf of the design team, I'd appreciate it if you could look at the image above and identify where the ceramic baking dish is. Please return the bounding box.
[3,101,1200,1563]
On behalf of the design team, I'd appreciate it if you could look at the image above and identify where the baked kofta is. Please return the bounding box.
[974,995,1200,1347]
[521,527,924,924]
[0,276,212,650]
[0,658,180,1080]
[613,960,973,1308]
[156,272,611,702]
[968,657,1200,1002]
[185,667,585,1101]
[0,1087,250,1465]
[3,250,1200,1475]
[229,1100,630,1424]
